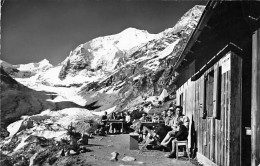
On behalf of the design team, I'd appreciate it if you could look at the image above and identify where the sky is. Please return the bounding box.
[1,0,206,65]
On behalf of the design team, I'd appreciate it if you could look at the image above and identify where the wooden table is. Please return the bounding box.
[141,121,164,128]
[107,120,125,133]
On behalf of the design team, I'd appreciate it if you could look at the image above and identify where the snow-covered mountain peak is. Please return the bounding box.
[56,26,159,81]
[37,5,205,89]
[119,27,151,36]
[38,59,52,67]
[16,59,53,71]
[0,59,53,78]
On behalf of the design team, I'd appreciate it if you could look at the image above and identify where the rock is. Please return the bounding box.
[80,150,85,153]
[110,151,119,161]
[121,156,136,162]
[65,150,70,156]
[70,149,79,155]
[79,146,91,153]
[136,161,145,164]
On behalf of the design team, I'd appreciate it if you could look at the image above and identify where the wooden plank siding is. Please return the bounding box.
[176,52,242,166]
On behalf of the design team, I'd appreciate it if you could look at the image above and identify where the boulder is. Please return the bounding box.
[110,151,119,161]
[121,156,136,162]
[158,89,169,102]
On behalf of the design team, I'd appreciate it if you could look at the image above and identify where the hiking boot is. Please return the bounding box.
[165,152,176,158]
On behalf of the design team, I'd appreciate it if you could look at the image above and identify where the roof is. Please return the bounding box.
[174,1,260,72]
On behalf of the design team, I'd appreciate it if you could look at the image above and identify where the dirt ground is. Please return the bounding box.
[53,134,199,166]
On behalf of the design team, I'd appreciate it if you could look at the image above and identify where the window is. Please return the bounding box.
[205,70,214,117]
[199,64,221,119]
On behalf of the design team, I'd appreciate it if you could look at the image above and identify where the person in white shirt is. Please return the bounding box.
[160,106,190,152]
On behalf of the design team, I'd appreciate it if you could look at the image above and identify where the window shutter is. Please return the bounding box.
[213,64,220,119]
[199,75,206,118]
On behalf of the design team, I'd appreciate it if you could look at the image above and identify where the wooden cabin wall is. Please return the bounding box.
[176,52,242,166]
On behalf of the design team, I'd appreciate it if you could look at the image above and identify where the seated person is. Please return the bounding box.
[161,110,168,120]
[152,113,160,123]
[165,121,188,158]
[139,113,147,122]
[160,106,189,151]
[139,108,175,151]
[97,111,108,135]
[117,112,125,120]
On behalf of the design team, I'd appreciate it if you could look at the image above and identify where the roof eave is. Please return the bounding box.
[173,1,219,71]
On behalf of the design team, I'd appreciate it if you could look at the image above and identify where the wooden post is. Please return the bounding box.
[252,28,260,166]
[229,52,242,166]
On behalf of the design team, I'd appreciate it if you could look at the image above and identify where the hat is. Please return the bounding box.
[169,107,174,110]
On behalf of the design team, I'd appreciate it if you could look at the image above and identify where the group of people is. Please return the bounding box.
[97,105,189,159]
[97,111,132,135]
[140,106,190,159]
